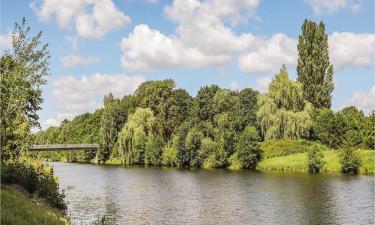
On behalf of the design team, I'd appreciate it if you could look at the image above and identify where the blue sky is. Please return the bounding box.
[1,0,374,129]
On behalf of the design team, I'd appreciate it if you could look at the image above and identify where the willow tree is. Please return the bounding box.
[117,108,157,165]
[297,19,334,109]
[257,66,313,140]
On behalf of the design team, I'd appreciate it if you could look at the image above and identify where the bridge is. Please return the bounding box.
[29,144,99,152]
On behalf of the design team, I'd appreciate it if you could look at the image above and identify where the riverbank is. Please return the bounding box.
[257,150,375,174]
[0,185,70,225]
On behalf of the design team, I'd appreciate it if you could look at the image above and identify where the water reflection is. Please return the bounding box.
[51,163,375,225]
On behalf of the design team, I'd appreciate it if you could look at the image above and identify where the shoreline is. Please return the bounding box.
[43,149,375,176]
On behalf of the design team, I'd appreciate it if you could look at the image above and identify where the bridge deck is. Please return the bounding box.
[29,144,99,151]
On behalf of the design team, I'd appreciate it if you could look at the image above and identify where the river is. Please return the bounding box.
[50,162,375,225]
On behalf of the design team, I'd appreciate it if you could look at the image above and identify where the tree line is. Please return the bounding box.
[32,20,374,171]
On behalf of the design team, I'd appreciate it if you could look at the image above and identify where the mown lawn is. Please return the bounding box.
[258,150,375,175]
[1,186,70,225]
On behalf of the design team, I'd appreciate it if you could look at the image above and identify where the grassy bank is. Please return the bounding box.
[1,185,70,225]
[258,150,375,174]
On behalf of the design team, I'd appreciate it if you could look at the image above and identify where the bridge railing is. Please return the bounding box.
[29,144,99,151]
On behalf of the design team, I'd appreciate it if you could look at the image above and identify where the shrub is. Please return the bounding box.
[161,146,177,166]
[1,158,66,210]
[340,148,361,174]
[233,126,262,169]
[308,144,325,173]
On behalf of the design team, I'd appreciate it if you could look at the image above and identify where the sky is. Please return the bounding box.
[1,0,374,130]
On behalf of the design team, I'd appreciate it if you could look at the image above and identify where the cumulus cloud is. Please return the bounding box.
[329,32,375,70]
[60,54,100,68]
[121,0,260,72]
[341,86,375,114]
[238,34,297,74]
[0,31,12,49]
[253,76,272,92]
[239,32,375,75]
[41,73,145,129]
[164,0,258,54]
[31,0,130,38]
[307,0,347,14]
[121,24,229,71]
[306,0,364,14]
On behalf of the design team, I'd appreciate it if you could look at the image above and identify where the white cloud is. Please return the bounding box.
[329,32,375,70]
[253,76,271,92]
[307,0,347,14]
[60,54,100,68]
[0,31,12,49]
[41,73,145,129]
[65,35,79,52]
[238,34,297,74]
[121,24,229,71]
[31,0,130,39]
[121,0,260,72]
[230,81,239,90]
[342,85,375,114]
[306,0,364,14]
[239,32,375,75]
[164,0,258,54]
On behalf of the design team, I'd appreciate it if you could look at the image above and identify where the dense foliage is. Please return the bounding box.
[257,66,313,140]
[307,144,325,173]
[1,158,66,210]
[30,19,373,172]
[1,18,50,160]
[297,19,334,109]
[1,18,66,213]
[340,148,360,174]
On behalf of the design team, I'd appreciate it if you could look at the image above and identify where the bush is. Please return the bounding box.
[307,144,325,173]
[1,158,66,210]
[161,146,177,166]
[340,148,361,174]
[233,126,262,169]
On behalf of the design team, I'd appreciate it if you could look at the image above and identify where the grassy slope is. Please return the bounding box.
[1,186,70,225]
[258,150,375,174]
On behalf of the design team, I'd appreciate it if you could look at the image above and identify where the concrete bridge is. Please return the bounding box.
[29,144,99,151]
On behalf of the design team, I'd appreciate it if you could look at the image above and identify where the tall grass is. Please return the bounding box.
[1,186,69,225]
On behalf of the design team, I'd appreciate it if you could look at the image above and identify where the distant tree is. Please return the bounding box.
[117,108,156,165]
[1,18,50,160]
[197,137,226,168]
[97,93,123,163]
[194,85,220,122]
[145,134,164,165]
[307,143,325,173]
[164,89,192,139]
[257,66,313,140]
[174,122,190,167]
[238,88,259,131]
[311,108,345,148]
[233,126,262,169]
[185,127,204,167]
[134,79,175,116]
[340,148,360,174]
[297,19,334,108]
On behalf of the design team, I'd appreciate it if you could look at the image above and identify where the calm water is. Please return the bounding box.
[50,162,375,225]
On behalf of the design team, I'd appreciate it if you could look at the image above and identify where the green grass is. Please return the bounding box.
[1,186,70,225]
[258,150,375,175]
[260,139,315,159]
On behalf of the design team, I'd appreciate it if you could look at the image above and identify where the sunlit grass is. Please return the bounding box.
[258,150,375,175]
[1,186,69,225]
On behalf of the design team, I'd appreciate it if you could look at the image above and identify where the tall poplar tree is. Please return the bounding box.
[297,19,334,109]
